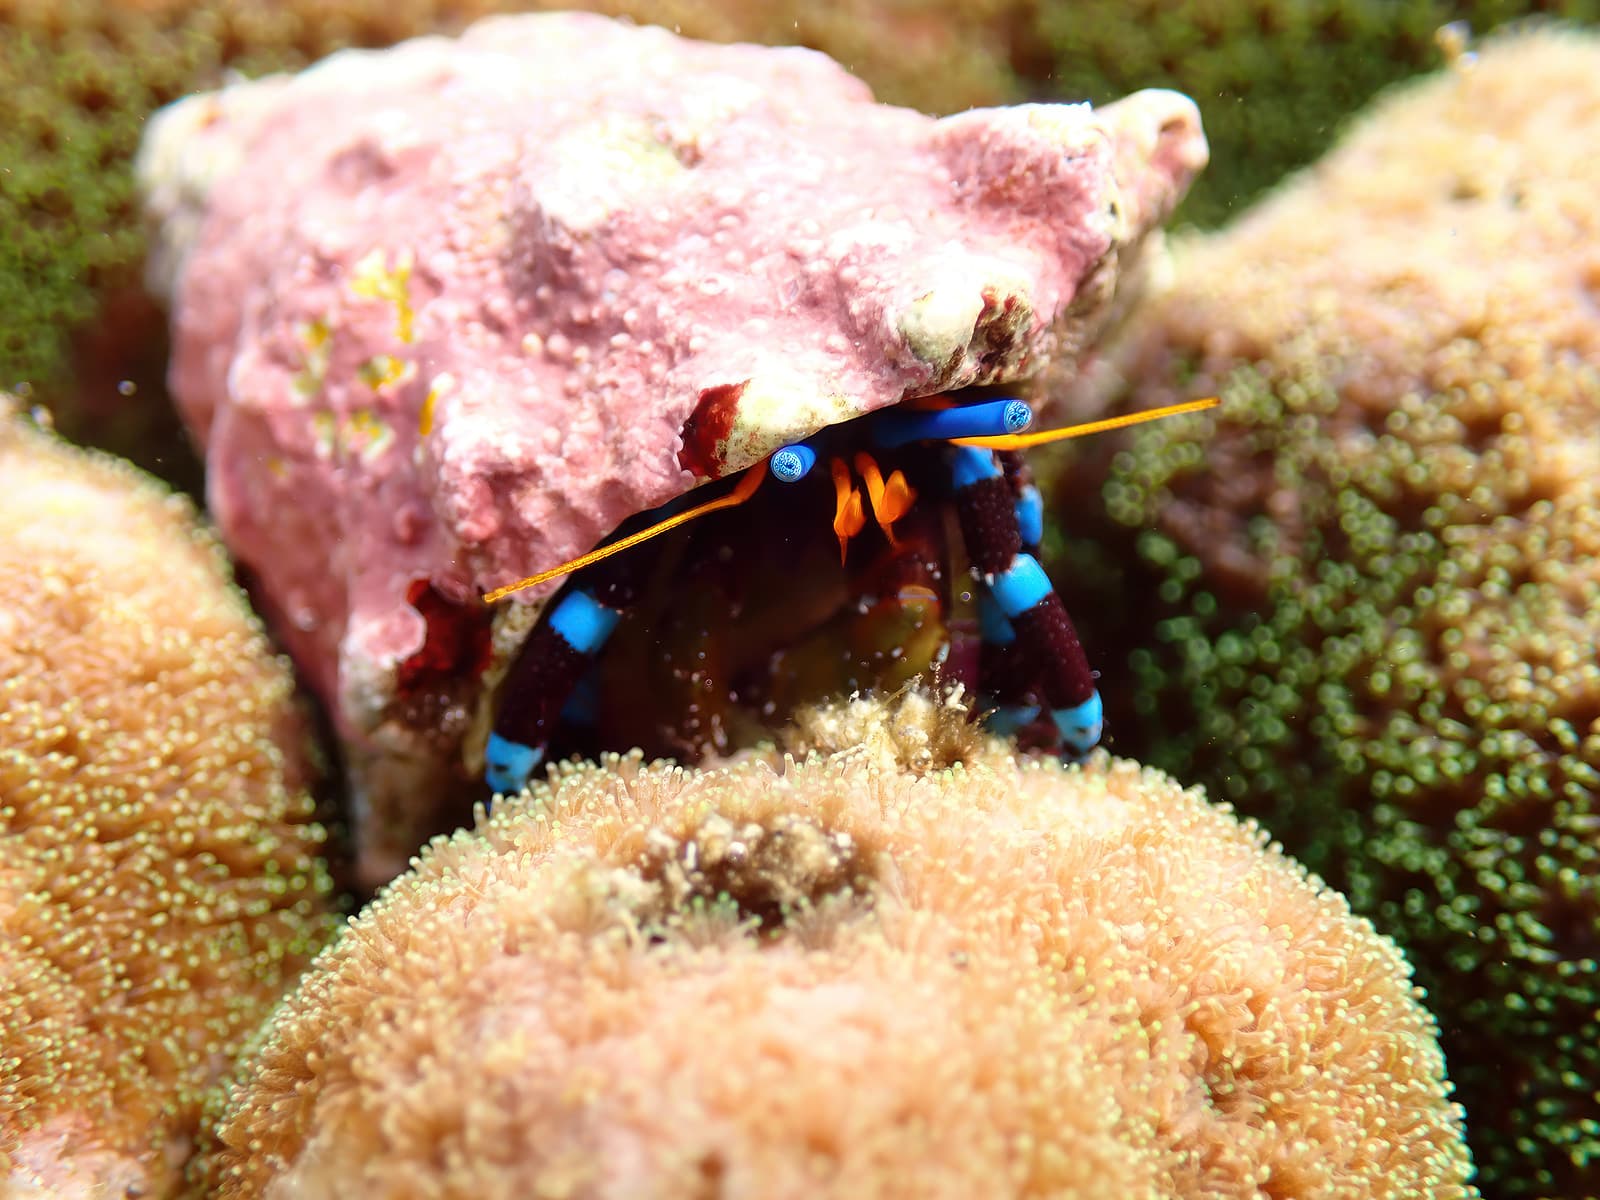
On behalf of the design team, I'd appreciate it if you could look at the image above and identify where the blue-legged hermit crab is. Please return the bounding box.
[482,392,1216,794]
[140,12,1210,881]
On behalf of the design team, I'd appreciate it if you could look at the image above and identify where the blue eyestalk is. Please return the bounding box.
[769,442,818,482]
[871,398,1032,449]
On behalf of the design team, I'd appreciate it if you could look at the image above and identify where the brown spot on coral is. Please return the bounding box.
[677,380,748,478]
[0,403,334,1194]
[200,690,1476,1200]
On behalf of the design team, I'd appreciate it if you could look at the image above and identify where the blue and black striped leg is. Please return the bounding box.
[976,589,1041,735]
[1000,451,1044,556]
[485,585,623,795]
[979,449,1047,736]
[950,446,1104,756]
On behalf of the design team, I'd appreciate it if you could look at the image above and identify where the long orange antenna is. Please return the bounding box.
[483,466,767,604]
[951,396,1220,451]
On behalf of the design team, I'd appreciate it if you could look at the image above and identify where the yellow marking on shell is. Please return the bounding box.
[419,383,440,437]
[292,318,333,398]
[350,248,417,344]
[357,354,414,393]
[345,408,395,462]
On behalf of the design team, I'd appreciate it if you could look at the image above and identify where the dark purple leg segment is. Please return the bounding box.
[950,445,1103,754]
[1009,596,1096,709]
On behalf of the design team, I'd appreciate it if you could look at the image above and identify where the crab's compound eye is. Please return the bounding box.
[1000,398,1031,434]
[769,442,818,483]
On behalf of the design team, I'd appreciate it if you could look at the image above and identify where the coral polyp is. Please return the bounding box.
[200,691,1478,1200]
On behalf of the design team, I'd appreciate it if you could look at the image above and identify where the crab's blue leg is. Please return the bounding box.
[1000,451,1044,553]
[976,589,1041,735]
[950,446,1103,755]
[485,468,775,795]
[485,586,623,794]
[978,451,1050,733]
[872,398,1031,450]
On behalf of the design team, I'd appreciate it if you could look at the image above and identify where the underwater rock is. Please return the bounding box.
[2,0,1026,408]
[0,402,334,1196]
[140,11,1207,884]
[201,690,1477,1200]
[1047,27,1600,1197]
[7,0,1576,425]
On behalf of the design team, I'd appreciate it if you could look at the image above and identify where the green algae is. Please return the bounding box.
[1033,1,1600,226]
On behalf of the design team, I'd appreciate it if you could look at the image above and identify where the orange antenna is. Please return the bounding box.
[483,466,766,604]
[951,396,1220,451]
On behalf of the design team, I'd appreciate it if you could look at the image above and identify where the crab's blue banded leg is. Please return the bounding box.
[873,398,1032,450]
[486,586,623,794]
[950,445,1103,756]
[975,589,1042,735]
[989,552,1103,755]
[1015,483,1043,550]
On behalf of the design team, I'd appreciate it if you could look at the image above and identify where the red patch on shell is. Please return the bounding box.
[396,579,493,697]
[677,380,748,478]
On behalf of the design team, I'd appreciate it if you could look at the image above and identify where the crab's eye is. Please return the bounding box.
[770,442,819,482]
[872,397,1032,449]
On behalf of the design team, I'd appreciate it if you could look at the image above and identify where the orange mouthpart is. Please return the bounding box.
[853,451,916,549]
[830,456,867,565]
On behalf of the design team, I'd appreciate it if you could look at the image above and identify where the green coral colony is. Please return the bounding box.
[1057,27,1600,1195]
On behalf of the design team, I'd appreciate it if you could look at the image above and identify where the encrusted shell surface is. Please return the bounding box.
[141,12,1205,877]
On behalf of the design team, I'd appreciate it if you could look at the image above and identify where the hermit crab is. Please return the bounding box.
[481,391,1214,794]
[139,12,1210,881]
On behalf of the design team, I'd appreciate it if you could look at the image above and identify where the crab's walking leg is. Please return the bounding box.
[484,467,772,795]
[950,446,1103,755]
[1000,451,1044,554]
[485,586,624,794]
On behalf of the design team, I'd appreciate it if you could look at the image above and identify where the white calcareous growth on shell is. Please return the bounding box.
[139,12,1206,883]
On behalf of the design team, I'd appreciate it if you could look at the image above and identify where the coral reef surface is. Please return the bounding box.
[202,691,1477,1200]
[0,402,335,1196]
[141,11,1207,881]
[1048,27,1600,1197]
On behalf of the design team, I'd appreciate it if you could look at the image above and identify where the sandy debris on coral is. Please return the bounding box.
[1054,26,1600,1197]
[201,690,1476,1200]
[0,402,336,1195]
